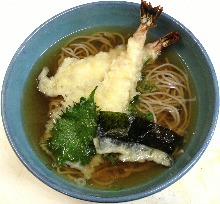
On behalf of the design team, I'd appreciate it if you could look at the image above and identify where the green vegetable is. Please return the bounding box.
[128,95,147,118]
[48,88,98,166]
[129,78,157,115]
[137,78,157,93]
[146,112,153,122]
[143,58,152,66]
[128,95,140,116]
[105,154,118,164]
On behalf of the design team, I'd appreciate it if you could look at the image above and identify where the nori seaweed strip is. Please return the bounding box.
[98,111,183,154]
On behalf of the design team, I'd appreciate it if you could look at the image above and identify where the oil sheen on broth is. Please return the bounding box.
[22,26,197,190]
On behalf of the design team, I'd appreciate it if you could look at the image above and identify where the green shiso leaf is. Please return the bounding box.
[48,88,98,166]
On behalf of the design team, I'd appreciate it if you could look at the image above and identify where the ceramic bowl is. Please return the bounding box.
[1,1,219,202]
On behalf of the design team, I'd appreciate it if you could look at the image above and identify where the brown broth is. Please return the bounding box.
[22,26,197,189]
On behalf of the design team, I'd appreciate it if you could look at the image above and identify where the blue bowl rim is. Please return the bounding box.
[1,1,219,203]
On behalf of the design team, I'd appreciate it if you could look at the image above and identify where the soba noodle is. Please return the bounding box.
[40,31,193,186]
[58,32,126,65]
[137,62,195,135]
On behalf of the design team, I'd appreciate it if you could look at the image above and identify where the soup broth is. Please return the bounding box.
[22,26,197,189]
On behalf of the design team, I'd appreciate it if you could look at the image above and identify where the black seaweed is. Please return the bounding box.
[98,111,183,154]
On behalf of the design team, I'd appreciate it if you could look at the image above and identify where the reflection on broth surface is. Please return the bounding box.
[22,25,197,189]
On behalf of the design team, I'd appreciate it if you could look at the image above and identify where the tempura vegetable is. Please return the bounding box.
[98,111,183,154]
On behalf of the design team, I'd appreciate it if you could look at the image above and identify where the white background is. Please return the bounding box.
[0,0,220,203]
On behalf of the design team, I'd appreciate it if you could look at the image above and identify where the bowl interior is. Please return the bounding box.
[1,1,219,202]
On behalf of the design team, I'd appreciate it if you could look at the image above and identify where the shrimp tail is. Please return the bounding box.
[133,1,163,39]
[140,0,163,28]
[159,31,180,48]
[144,31,180,64]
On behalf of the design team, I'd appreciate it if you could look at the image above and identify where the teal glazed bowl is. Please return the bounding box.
[1,1,219,202]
